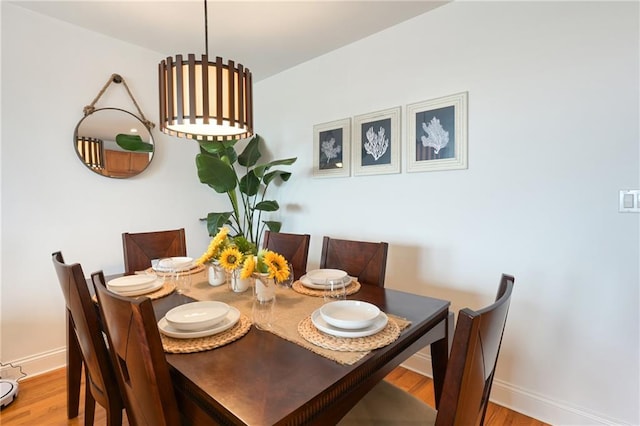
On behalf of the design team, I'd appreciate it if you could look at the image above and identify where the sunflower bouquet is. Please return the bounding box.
[195,227,290,284]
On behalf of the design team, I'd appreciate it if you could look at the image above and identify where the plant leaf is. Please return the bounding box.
[239,170,260,196]
[253,157,297,178]
[115,134,154,152]
[263,170,292,185]
[263,221,282,233]
[206,212,233,236]
[196,154,237,193]
[238,135,261,167]
[255,200,279,211]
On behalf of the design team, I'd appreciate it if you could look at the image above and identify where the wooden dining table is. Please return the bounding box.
[70,273,451,425]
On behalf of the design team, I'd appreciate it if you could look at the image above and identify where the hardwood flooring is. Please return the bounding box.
[1,366,548,425]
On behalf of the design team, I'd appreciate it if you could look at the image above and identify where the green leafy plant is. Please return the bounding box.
[115,133,153,152]
[196,134,297,251]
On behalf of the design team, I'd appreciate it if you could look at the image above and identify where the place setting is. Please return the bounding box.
[144,256,206,276]
[298,298,408,354]
[105,272,175,300]
[292,268,361,297]
[156,300,251,353]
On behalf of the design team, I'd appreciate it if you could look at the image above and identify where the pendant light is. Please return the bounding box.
[158,1,253,141]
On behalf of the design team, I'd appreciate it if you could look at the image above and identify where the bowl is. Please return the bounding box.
[107,274,157,292]
[156,257,194,272]
[319,300,381,330]
[165,301,230,331]
[306,269,348,285]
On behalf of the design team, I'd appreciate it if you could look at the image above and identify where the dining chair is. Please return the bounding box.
[122,228,187,274]
[92,271,182,426]
[320,236,389,287]
[51,252,124,426]
[339,274,516,426]
[262,230,311,281]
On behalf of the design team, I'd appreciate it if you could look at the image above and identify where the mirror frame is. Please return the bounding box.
[73,107,155,179]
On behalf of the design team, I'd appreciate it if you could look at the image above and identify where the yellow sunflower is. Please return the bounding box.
[240,255,255,279]
[195,227,232,265]
[263,251,290,283]
[218,247,244,271]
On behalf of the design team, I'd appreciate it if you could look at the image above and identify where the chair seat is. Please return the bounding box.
[339,380,437,425]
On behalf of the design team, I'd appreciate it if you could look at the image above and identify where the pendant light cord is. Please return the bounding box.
[83,73,155,130]
[204,0,209,56]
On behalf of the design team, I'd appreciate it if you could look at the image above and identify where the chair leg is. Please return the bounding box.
[106,407,123,426]
[84,375,96,426]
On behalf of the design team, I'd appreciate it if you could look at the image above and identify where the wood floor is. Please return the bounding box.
[1,366,548,425]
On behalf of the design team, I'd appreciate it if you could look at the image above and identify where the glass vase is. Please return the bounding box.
[252,274,276,330]
[228,268,251,293]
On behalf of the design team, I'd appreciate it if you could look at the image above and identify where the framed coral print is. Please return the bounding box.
[313,118,351,178]
[352,106,401,176]
[406,92,468,173]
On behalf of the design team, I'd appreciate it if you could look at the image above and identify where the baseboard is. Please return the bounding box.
[3,347,66,380]
[401,351,634,426]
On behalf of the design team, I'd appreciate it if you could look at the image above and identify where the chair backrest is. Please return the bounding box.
[92,271,181,426]
[436,274,515,426]
[51,252,122,413]
[122,228,186,274]
[319,236,389,287]
[262,231,311,281]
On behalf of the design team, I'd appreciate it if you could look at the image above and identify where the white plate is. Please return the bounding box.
[320,300,381,329]
[108,279,164,296]
[306,269,348,284]
[107,274,158,292]
[300,274,352,290]
[158,306,240,339]
[311,309,388,338]
[165,301,230,331]
[153,257,194,272]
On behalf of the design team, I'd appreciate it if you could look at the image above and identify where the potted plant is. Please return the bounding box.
[196,134,297,252]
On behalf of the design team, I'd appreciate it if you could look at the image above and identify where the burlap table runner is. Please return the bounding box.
[184,272,411,365]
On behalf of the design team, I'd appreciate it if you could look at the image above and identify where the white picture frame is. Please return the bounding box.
[406,92,468,173]
[313,118,351,178]
[352,106,401,176]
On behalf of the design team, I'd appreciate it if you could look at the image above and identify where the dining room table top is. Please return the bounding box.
[142,270,451,425]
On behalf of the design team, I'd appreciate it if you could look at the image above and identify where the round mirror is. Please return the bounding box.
[74,108,154,178]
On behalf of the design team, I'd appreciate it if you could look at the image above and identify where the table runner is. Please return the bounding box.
[184,272,410,365]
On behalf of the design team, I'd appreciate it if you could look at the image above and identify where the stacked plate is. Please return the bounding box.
[311,300,388,338]
[152,257,195,272]
[299,269,352,290]
[158,301,240,339]
[107,274,164,296]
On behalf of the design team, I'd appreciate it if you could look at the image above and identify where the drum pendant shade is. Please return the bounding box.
[158,1,253,142]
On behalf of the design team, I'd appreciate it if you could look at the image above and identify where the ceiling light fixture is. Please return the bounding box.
[158,0,253,141]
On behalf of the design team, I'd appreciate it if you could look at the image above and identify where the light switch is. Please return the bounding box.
[623,193,635,208]
[619,189,640,213]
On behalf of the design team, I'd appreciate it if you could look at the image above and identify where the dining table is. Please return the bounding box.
[71,269,451,425]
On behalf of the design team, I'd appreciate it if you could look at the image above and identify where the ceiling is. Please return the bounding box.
[12,1,447,81]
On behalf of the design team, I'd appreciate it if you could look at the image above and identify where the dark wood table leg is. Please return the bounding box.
[66,309,82,419]
[430,311,453,409]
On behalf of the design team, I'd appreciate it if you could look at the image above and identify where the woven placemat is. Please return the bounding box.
[142,264,205,276]
[160,314,252,354]
[298,316,401,352]
[292,280,361,297]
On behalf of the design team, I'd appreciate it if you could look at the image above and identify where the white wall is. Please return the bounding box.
[0,3,216,371]
[1,2,638,426]
[254,2,639,425]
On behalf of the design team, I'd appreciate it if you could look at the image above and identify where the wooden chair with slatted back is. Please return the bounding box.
[262,231,311,281]
[339,274,516,426]
[92,271,182,426]
[122,228,186,274]
[320,236,389,287]
[51,252,124,426]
